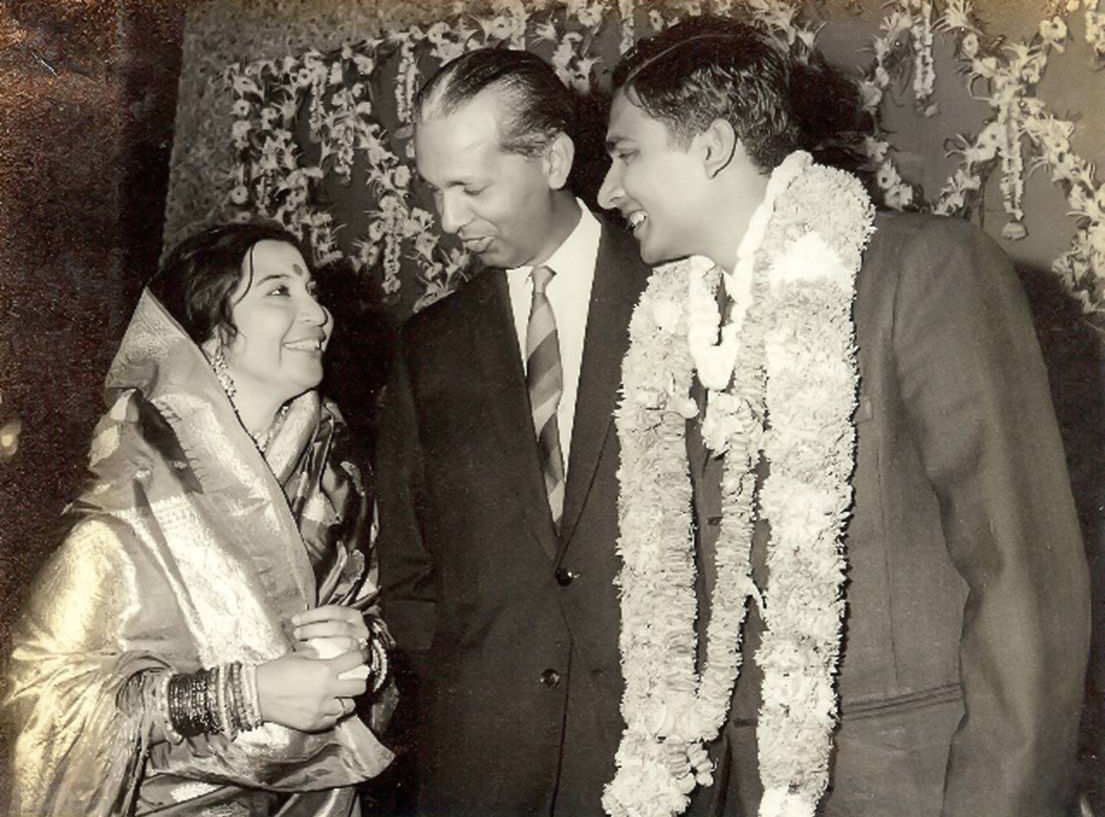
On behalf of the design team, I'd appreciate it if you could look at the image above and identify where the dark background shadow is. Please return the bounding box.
[1016,263,1105,813]
[0,0,187,799]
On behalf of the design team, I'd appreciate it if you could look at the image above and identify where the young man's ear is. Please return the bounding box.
[700,117,738,179]
[544,131,576,190]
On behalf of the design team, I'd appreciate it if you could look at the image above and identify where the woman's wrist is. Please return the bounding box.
[132,662,265,743]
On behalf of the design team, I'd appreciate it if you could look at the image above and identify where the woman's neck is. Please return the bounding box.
[232,390,284,440]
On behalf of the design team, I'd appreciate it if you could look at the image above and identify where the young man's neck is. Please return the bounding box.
[707,170,769,275]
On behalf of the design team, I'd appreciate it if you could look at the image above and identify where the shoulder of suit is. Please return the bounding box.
[400,266,501,341]
[862,211,1001,284]
[869,210,992,255]
[859,211,1012,312]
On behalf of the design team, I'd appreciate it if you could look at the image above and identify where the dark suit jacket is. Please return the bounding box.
[688,213,1090,817]
[375,221,650,817]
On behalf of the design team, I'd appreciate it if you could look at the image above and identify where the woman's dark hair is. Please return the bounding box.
[148,222,308,345]
[612,16,871,173]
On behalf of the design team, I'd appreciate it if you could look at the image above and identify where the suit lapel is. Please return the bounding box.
[558,223,649,548]
[466,269,560,561]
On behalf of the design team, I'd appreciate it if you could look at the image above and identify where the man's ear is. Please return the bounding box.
[700,118,738,180]
[543,132,576,190]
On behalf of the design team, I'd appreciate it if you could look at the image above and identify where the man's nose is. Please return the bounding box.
[597,165,623,211]
[438,193,469,235]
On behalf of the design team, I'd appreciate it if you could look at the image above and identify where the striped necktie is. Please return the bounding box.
[526,265,565,531]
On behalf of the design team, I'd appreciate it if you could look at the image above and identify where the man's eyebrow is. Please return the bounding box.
[419,175,487,190]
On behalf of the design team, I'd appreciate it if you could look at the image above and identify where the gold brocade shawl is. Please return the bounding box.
[4,292,393,817]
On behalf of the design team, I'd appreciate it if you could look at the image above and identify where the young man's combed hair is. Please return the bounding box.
[613,16,868,173]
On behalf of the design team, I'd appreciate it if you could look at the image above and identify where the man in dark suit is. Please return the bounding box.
[375,49,649,817]
[597,17,1090,817]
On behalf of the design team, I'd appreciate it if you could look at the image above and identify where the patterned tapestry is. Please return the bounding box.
[163,0,1105,323]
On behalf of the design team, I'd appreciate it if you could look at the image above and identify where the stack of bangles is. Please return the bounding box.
[131,627,391,742]
[363,617,391,695]
[137,662,265,743]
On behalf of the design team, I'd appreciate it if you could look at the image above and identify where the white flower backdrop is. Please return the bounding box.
[161,0,1105,322]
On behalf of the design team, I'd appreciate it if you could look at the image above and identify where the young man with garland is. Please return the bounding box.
[596,16,1090,817]
[375,49,650,817]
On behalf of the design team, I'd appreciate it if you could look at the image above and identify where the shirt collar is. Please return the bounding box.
[508,198,599,282]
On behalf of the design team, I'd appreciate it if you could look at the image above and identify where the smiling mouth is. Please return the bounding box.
[627,211,647,232]
[283,338,325,353]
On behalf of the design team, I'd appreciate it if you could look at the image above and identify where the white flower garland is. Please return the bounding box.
[606,152,875,817]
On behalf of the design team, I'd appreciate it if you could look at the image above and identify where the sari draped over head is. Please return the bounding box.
[4,291,393,817]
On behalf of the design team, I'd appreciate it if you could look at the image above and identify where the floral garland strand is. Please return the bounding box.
[909,0,938,115]
[607,152,874,817]
[1089,1,1105,56]
[933,2,1105,310]
[618,0,637,52]
[858,1,919,210]
[754,162,872,814]
[224,58,341,266]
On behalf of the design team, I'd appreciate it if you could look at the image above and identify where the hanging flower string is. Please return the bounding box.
[910,0,938,115]
[858,1,919,211]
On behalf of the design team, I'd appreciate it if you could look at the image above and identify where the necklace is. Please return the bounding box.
[252,405,290,453]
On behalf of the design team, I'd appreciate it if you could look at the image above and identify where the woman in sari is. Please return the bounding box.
[5,222,394,816]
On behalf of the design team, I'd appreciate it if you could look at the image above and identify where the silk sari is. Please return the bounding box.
[4,291,393,816]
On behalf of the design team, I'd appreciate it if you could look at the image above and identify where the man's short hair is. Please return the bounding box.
[415,48,577,158]
[613,16,864,173]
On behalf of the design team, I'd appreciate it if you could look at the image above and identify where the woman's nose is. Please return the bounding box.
[300,292,329,327]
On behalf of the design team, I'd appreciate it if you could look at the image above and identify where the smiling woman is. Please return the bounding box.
[205,238,331,441]
[3,222,395,817]
[147,225,332,446]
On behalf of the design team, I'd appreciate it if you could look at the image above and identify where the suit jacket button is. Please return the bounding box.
[555,567,574,586]
[541,669,561,688]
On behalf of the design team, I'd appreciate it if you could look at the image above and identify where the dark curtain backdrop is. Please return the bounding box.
[0,0,187,795]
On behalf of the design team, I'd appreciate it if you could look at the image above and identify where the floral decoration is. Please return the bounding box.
[606,151,874,817]
[211,0,1103,318]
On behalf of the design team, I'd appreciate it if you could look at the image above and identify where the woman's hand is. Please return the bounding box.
[255,651,367,733]
[290,605,369,656]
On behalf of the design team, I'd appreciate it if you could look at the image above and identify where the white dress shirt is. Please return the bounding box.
[507,200,600,479]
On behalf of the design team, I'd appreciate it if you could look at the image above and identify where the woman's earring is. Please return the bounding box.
[211,345,237,400]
